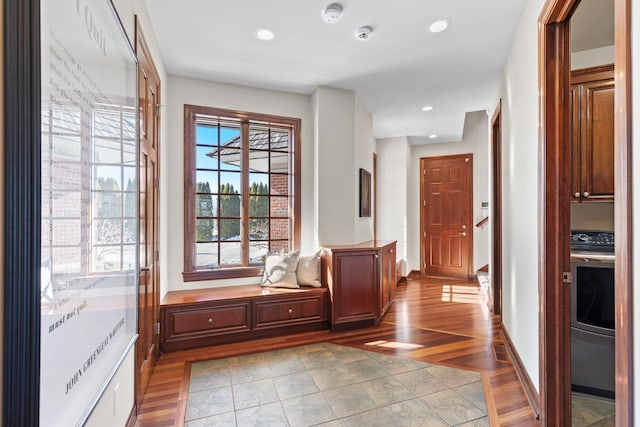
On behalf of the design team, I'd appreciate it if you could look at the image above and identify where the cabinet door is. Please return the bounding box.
[570,84,582,203]
[581,79,614,201]
[379,245,397,317]
[334,251,378,323]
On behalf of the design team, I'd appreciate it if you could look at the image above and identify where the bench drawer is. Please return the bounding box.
[164,301,251,340]
[254,296,325,329]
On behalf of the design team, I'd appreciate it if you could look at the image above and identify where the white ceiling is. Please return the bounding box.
[145,0,527,143]
[570,0,615,52]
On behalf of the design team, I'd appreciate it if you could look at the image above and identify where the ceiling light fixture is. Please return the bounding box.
[428,19,449,33]
[355,26,373,41]
[422,105,434,112]
[429,134,438,139]
[322,3,343,23]
[255,28,275,41]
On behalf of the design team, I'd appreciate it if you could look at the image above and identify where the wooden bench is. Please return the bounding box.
[160,285,329,352]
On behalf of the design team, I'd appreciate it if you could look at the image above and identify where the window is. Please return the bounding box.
[41,101,136,286]
[183,105,301,281]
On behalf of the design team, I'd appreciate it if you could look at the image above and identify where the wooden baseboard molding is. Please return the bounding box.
[500,323,541,421]
[126,404,137,427]
[408,270,421,279]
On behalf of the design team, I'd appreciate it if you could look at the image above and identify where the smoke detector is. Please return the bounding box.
[322,3,343,23]
[355,26,372,41]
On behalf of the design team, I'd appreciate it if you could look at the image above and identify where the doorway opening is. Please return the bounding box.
[490,101,502,316]
[538,0,632,425]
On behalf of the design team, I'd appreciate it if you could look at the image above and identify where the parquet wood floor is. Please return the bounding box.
[136,277,537,426]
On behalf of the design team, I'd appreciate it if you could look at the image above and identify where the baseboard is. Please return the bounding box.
[408,270,421,279]
[500,323,541,421]
[126,404,137,427]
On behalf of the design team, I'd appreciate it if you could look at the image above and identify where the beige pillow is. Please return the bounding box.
[262,251,300,288]
[297,250,322,287]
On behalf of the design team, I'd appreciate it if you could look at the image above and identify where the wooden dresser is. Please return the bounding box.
[321,240,397,330]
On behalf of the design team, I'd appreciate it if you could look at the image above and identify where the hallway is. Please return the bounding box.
[137,277,537,426]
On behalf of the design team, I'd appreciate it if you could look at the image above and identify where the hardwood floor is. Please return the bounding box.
[136,277,537,426]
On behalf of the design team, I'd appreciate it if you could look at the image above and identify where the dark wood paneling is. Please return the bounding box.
[3,0,42,425]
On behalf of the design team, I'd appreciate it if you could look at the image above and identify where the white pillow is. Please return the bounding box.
[262,251,300,288]
[296,250,322,287]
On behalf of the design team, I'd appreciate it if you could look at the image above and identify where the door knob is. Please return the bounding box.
[462,225,467,230]
[574,192,580,198]
[582,192,590,198]
[140,266,151,272]
[461,232,467,237]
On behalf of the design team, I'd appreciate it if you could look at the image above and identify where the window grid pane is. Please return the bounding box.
[191,111,296,271]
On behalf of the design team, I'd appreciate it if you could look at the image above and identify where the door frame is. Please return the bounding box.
[491,100,502,316]
[538,0,633,425]
[134,17,162,406]
[420,153,474,279]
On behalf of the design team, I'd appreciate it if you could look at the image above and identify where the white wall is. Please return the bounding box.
[167,76,315,291]
[376,137,410,274]
[494,0,545,392]
[85,348,135,427]
[353,96,375,243]
[571,45,615,70]
[632,0,640,423]
[406,110,489,273]
[313,87,356,246]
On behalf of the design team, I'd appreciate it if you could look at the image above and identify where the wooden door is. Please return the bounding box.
[491,101,502,316]
[421,154,473,279]
[135,21,161,404]
[581,78,614,200]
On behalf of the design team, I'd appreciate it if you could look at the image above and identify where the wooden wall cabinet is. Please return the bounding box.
[571,64,615,203]
[321,240,396,330]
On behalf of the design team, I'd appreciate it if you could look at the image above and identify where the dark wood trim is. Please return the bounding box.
[613,0,633,423]
[474,216,489,228]
[182,267,263,282]
[3,0,42,425]
[501,323,541,420]
[538,2,575,424]
[491,99,502,316]
[419,154,474,279]
[126,405,138,427]
[539,0,633,425]
[571,63,614,83]
[183,104,302,281]
[373,152,377,241]
[240,121,250,266]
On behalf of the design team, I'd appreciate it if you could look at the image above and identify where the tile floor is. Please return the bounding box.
[185,343,489,427]
[571,393,615,427]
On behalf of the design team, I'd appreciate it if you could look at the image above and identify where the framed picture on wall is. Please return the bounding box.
[359,168,371,217]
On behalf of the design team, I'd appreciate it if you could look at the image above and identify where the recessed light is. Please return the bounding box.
[255,28,275,41]
[428,20,449,33]
[422,105,434,112]
[322,3,343,23]
[429,134,438,139]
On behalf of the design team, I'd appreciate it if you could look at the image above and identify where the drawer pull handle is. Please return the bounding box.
[208,318,213,324]
[288,308,293,314]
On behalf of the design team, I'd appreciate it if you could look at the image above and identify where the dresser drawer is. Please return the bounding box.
[164,301,251,340]
[254,295,325,329]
